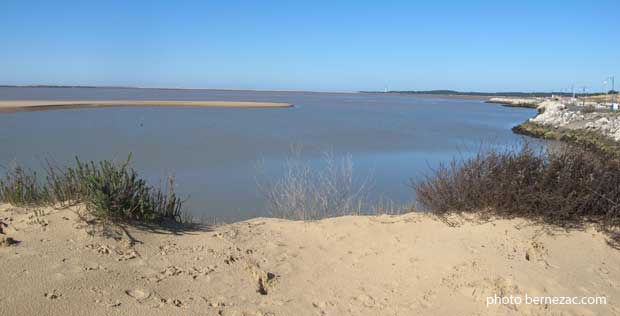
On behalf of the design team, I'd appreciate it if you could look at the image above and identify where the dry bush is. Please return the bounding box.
[414,143,620,228]
[257,146,372,220]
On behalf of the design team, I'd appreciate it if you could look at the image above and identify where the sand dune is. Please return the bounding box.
[0,204,618,315]
[0,100,292,112]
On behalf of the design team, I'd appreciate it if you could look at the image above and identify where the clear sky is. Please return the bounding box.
[1,1,618,92]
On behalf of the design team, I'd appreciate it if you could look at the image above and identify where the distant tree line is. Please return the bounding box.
[360,90,610,97]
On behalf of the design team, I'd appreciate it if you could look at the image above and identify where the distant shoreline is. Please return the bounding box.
[370,93,490,100]
[0,100,293,113]
[2,85,597,98]
[370,90,600,98]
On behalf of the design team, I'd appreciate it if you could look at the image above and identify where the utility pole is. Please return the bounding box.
[611,76,615,111]
[582,86,587,107]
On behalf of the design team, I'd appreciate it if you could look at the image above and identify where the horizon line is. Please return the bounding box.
[1,84,611,96]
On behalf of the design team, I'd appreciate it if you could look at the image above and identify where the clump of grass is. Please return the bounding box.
[64,156,184,223]
[0,167,49,206]
[414,143,620,228]
[1,155,184,224]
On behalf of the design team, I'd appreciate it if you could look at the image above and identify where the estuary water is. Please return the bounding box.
[0,87,538,221]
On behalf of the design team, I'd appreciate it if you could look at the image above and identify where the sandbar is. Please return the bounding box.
[0,100,293,112]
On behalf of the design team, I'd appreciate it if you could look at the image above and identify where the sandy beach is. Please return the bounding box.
[1,203,618,315]
[0,100,292,112]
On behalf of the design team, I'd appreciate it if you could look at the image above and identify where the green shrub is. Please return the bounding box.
[67,156,183,223]
[1,155,184,224]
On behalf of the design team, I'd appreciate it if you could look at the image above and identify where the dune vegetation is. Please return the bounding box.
[0,155,184,224]
[415,143,620,235]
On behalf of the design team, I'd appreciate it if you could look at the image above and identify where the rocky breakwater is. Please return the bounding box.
[486,97,542,108]
[513,100,620,156]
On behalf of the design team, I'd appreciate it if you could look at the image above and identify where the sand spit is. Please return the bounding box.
[0,100,292,112]
[0,204,618,315]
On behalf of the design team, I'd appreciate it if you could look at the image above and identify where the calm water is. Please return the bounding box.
[0,87,538,221]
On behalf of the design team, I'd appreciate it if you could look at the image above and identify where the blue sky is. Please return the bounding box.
[1,1,618,92]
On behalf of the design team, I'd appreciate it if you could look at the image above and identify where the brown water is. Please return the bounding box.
[0,87,540,221]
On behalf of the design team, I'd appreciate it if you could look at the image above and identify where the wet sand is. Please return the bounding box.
[0,100,293,112]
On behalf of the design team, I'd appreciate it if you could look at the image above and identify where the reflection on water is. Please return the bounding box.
[0,87,540,221]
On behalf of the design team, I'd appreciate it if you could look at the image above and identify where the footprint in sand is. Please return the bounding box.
[159,241,180,256]
[355,294,379,308]
[85,243,114,255]
[117,250,138,261]
[161,298,184,307]
[94,298,121,307]
[0,236,18,247]
[313,301,327,310]
[163,265,185,276]
[84,264,104,271]
[126,289,151,301]
[44,289,62,300]
[524,240,551,267]
[151,265,186,283]
[0,218,8,234]
[189,265,216,279]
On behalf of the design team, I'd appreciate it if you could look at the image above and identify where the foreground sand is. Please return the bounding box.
[0,100,292,112]
[1,204,619,315]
